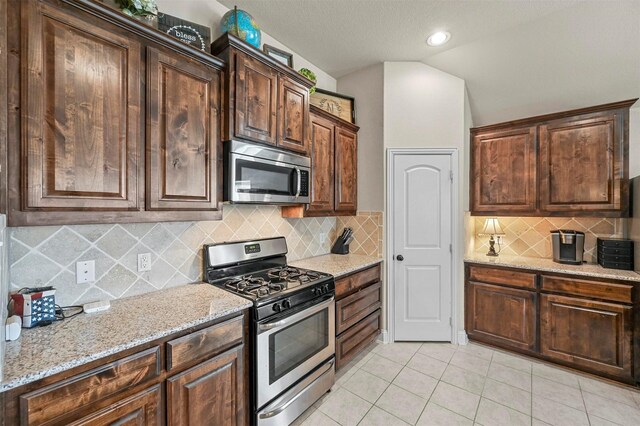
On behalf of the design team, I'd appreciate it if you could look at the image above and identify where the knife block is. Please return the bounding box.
[331,238,350,254]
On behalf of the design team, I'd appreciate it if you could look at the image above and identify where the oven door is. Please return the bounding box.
[256,294,335,408]
[229,152,310,204]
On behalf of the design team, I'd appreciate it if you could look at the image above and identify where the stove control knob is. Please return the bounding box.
[282,299,291,309]
[272,303,282,312]
[322,284,329,294]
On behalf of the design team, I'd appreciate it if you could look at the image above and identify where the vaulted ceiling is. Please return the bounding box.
[219,0,640,125]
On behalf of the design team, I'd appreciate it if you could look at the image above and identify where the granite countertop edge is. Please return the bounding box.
[464,255,640,282]
[0,291,251,393]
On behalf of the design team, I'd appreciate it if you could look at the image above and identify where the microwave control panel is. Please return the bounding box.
[300,171,309,196]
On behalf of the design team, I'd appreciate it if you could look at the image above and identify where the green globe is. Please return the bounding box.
[220,9,261,49]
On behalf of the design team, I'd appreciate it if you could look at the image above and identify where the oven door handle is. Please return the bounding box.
[294,166,301,198]
[258,295,334,333]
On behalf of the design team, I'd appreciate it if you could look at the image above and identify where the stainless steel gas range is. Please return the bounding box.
[204,237,335,425]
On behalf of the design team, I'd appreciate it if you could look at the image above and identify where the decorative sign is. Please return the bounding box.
[310,89,356,124]
[158,13,211,51]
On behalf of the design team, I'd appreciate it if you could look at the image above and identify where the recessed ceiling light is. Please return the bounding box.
[427,31,451,46]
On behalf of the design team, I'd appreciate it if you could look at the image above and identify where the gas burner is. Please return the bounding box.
[225,276,268,292]
[267,266,302,280]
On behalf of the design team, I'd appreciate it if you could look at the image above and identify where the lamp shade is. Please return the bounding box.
[479,218,505,236]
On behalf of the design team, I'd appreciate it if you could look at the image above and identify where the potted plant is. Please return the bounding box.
[115,0,158,26]
[298,68,317,94]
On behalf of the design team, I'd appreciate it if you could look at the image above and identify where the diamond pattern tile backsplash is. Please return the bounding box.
[472,216,624,261]
[336,211,384,257]
[9,205,338,306]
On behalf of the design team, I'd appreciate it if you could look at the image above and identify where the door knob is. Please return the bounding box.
[396,255,404,261]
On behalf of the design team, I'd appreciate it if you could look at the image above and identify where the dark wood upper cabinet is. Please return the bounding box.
[278,76,310,154]
[146,47,222,211]
[6,0,226,225]
[211,33,314,155]
[335,127,358,213]
[282,106,359,218]
[471,126,537,214]
[307,114,335,214]
[234,53,278,145]
[22,0,141,212]
[469,99,636,217]
[539,113,624,213]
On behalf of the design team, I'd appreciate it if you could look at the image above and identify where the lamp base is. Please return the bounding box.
[486,235,499,257]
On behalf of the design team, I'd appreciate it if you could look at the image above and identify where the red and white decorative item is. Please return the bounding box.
[11,288,57,328]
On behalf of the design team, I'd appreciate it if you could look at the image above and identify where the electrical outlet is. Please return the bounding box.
[76,260,95,284]
[496,236,504,245]
[319,233,327,244]
[138,253,151,272]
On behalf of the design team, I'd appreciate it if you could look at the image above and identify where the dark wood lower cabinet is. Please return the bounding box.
[167,347,245,426]
[335,264,382,370]
[0,311,250,426]
[466,281,537,352]
[465,262,639,385]
[540,294,632,380]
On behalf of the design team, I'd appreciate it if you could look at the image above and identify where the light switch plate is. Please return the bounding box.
[76,260,95,284]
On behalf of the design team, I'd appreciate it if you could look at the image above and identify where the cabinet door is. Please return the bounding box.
[68,385,162,426]
[234,53,278,145]
[334,127,357,213]
[167,346,245,426]
[146,47,222,211]
[278,76,310,154]
[307,114,335,213]
[465,281,537,352]
[23,0,141,210]
[540,294,632,380]
[471,126,537,214]
[539,114,623,213]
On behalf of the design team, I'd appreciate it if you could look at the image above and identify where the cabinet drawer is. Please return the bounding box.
[67,385,162,426]
[20,347,160,426]
[335,264,381,299]
[468,265,536,289]
[336,309,381,370]
[336,281,381,335]
[167,315,244,372]
[541,275,633,304]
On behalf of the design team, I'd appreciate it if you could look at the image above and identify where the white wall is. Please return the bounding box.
[155,0,336,91]
[383,62,468,340]
[337,64,384,211]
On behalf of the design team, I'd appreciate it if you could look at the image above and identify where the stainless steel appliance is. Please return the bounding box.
[551,230,585,265]
[204,237,335,425]
[224,140,310,204]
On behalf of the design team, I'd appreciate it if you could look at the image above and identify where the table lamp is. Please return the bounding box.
[479,218,505,257]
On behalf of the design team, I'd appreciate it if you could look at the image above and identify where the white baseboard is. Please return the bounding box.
[457,331,469,345]
[378,330,390,344]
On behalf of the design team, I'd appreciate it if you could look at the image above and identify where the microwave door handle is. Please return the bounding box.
[294,166,301,198]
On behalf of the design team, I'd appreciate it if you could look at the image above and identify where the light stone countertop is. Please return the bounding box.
[465,253,640,282]
[0,284,251,393]
[290,253,383,278]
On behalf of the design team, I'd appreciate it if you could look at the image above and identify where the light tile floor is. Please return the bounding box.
[292,341,640,426]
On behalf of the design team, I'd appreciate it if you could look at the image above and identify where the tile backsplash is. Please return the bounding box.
[9,205,337,306]
[472,216,624,262]
[336,211,383,258]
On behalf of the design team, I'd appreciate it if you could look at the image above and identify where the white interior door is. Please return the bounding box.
[392,153,453,341]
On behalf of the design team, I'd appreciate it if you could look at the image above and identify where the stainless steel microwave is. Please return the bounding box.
[224,140,310,204]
